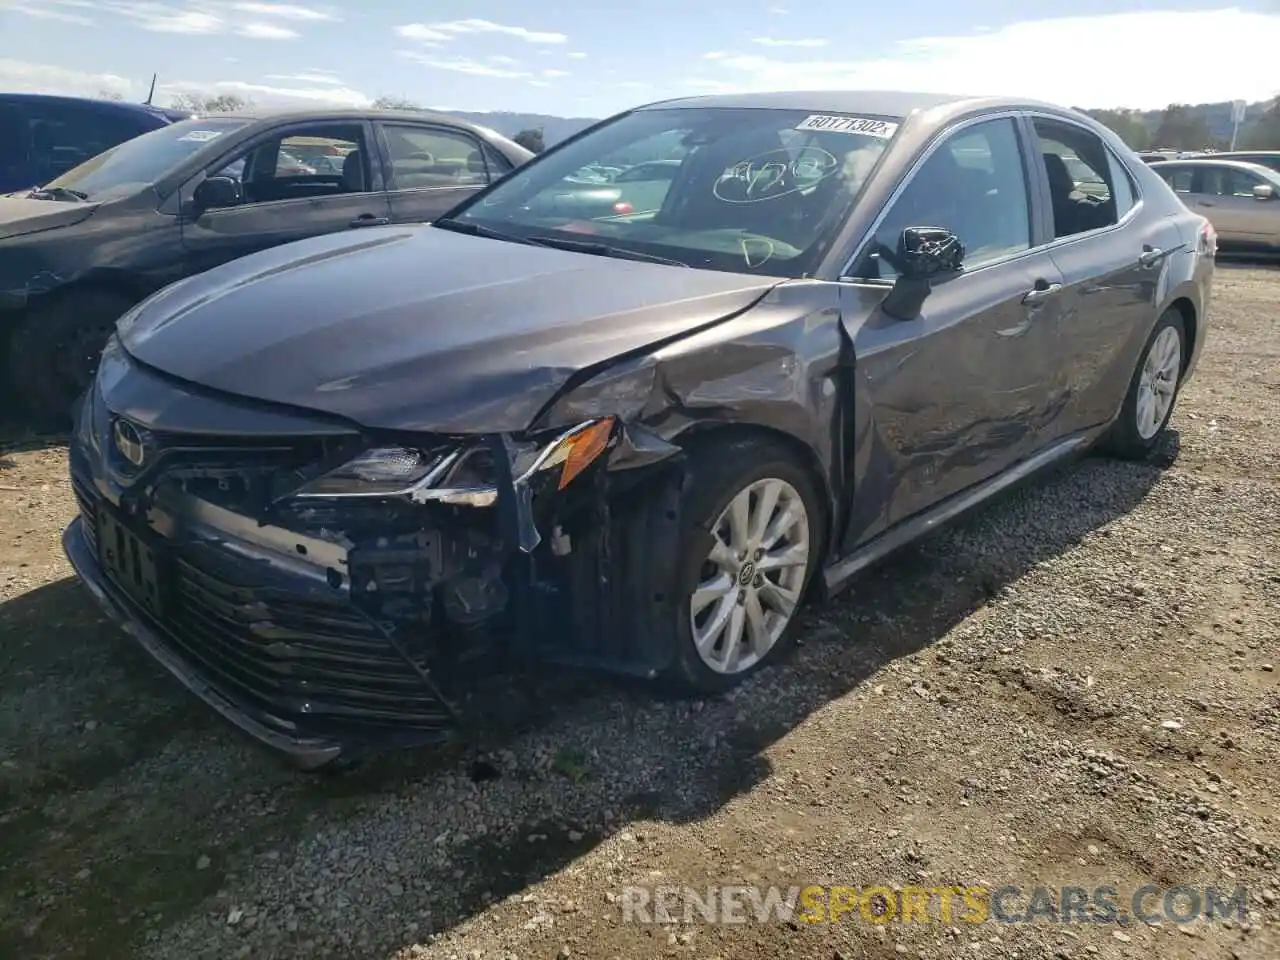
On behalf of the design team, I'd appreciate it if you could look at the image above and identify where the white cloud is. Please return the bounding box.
[488,55,521,66]
[119,6,223,34]
[0,57,131,97]
[568,51,587,59]
[238,22,297,39]
[696,9,1280,109]
[768,5,788,12]
[230,2,336,20]
[0,56,368,108]
[264,71,344,84]
[0,0,95,25]
[751,37,827,48]
[395,18,567,46]
[541,68,570,79]
[159,78,371,108]
[398,51,534,80]
[98,1,329,38]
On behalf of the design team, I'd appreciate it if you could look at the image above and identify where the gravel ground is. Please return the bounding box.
[1,262,1277,960]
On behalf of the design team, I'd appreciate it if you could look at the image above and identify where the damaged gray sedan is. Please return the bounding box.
[63,91,1215,767]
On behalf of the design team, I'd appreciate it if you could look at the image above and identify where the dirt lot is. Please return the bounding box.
[1,263,1277,960]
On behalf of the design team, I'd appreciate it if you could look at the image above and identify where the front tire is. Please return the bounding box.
[1102,309,1186,460]
[665,437,822,695]
[7,289,134,427]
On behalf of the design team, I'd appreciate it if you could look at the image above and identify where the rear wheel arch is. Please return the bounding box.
[1166,295,1197,377]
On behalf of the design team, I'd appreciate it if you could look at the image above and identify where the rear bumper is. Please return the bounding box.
[63,516,345,769]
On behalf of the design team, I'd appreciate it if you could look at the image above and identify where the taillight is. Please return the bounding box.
[612,201,634,215]
[1199,218,1217,255]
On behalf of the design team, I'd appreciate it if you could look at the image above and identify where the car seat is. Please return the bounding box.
[1042,153,1079,237]
[341,149,366,192]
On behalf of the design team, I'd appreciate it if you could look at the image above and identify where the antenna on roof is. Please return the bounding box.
[144,73,157,105]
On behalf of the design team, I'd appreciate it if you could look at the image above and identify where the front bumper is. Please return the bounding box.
[63,515,345,768]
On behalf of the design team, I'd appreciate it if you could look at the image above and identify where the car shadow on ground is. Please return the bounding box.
[0,437,1176,958]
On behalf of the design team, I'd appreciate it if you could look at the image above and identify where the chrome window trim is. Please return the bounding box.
[839,108,1147,283]
[1023,111,1144,254]
[838,109,1032,282]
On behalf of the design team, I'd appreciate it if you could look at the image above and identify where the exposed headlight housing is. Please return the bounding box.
[291,418,617,505]
[294,447,455,498]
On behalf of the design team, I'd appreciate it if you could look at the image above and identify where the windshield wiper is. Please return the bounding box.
[27,186,88,202]
[527,235,688,267]
[431,218,532,245]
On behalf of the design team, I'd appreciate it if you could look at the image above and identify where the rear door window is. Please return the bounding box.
[380,124,491,190]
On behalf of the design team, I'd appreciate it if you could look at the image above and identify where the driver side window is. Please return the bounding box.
[211,123,368,205]
[853,118,1031,281]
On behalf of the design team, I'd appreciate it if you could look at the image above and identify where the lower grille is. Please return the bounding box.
[165,548,455,736]
[74,477,454,744]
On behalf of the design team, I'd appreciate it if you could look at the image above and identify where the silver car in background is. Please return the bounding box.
[1149,158,1280,254]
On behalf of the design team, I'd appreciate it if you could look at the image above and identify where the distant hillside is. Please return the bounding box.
[439,110,598,146]
[434,97,1279,153]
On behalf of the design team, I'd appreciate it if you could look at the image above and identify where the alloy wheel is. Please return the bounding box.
[1136,325,1182,440]
[689,477,811,675]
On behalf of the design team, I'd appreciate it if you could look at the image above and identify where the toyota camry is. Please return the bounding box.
[63,91,1215,767]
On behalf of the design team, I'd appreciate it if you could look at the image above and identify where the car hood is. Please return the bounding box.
[0,197,100,240]
[118,225,782,434]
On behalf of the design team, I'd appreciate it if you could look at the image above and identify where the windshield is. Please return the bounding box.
[42,117,250,201]
[440,107,900,278]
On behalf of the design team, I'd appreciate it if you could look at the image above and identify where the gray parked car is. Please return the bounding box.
[64,90,1215,767]
[1149,158,1280,254]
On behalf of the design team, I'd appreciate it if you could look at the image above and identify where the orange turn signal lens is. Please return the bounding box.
[556,417,615,490]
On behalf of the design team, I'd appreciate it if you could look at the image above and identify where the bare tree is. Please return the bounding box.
[373,95,422,110]
[96,88,124,101]
[168,92,253,114]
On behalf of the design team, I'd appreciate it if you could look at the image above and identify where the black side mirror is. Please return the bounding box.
[880,226,964,321]
[193,176,243,210]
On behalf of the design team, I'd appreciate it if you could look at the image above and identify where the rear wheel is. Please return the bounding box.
[1101,309,1186,460]
[7,289,133,427]
[664,438,822,695]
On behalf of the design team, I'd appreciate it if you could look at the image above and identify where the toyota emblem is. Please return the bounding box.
[112,418,147,468]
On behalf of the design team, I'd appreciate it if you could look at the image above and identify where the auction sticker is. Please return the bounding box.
[177,130,225,142]
[795,115,899,139]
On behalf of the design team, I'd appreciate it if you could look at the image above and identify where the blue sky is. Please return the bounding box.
[1,1,1277,116]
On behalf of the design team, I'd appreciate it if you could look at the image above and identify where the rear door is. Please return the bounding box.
[178,119,392,276]
[373,121,497,223]
[1027,115,1173,437]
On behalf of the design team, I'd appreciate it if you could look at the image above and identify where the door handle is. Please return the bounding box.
[350,214,390,228]
[1138,245,1165,268]
[1021,280,1062,304]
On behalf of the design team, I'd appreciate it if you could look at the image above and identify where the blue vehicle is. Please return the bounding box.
[0,93,190,194]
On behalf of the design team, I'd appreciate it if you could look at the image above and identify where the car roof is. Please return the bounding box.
[632,89,1085,118]
[0,91,177,121]
[194,106,512,136]
[1148,158,1276,171]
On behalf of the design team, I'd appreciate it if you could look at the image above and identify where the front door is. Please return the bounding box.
[840,116,1067,545]
[374,121,497,223]
[179,121,391,276]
